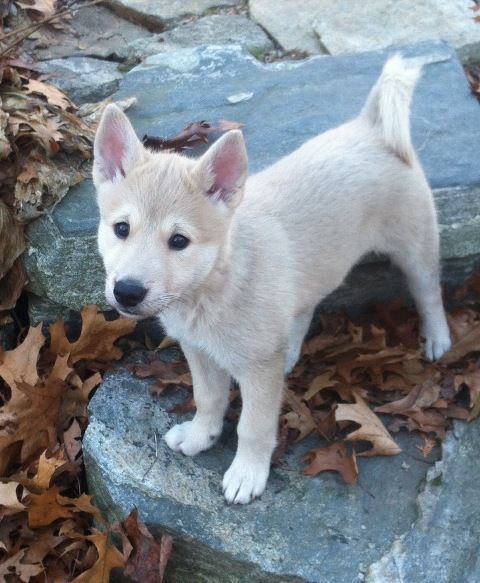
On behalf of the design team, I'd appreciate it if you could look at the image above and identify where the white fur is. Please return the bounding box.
[94,56,451,504]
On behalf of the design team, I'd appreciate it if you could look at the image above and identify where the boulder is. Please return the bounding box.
[25,5,154,62]
[37,57,124,105]
[250,0,480,62]
[105,0,244,29]
[84,363,480,582]
[128,14,274,58]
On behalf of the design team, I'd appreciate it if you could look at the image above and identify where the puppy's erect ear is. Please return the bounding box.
[195,130,248,208]
[93,104,143,187]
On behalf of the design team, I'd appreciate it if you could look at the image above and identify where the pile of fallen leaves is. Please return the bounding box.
[0,0,103,313]
[131,273,480,486]
[0,306,172,582]
[1,282,479,580]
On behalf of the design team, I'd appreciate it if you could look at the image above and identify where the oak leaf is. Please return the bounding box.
[26,78,72,110]
[118,508,173,583]
[49,305,136,365]
[70,531,125,583]
[27,487,76,528]
[336,390,401,456]
[0,355,73,468]
[13,448,69,493]
[283,389,317,440]
[303,442,358,484]
[0,323,44,390]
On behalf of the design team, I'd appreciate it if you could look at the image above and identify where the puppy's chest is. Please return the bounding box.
[159,311,247,372]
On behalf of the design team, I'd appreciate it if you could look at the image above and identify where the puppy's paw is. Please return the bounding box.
[222,454,270,504]
[164,419,220,456]
[423,329,452,361]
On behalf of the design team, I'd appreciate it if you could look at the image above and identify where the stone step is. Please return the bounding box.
[84,364,480,582]
[249,0,480,63]
[22,41,480,323]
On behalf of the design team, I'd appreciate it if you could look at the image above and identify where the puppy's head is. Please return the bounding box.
[93,104,248,319]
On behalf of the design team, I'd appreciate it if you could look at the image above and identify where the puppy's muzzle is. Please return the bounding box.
[113,279,147,308]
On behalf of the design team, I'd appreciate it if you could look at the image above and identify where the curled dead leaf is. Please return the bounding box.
[303,442,358,484]
[336,390,401,457]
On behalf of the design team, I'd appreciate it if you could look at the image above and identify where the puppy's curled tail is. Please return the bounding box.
[362,55,421,165]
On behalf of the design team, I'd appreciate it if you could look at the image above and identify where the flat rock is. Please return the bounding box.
[250,0,480,62]
[105,0,244,29]
[128,14,273,58]
[84,365,445,582]
[37,57,124,104]
[367,420,480,583]
[23,42,480,322]
[25,5,154,62]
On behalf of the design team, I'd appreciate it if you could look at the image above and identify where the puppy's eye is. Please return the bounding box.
[168,234,190,250]
[114,222,130,239]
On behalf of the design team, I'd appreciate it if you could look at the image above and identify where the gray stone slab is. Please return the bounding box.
[128,14,273,58]
[37,57,124,105]
[367,420,480,583]
[105,0,244,29]
[84,366,441,582]
[25,5,154,62]
[22,42,480,320]
[250,0,480,63]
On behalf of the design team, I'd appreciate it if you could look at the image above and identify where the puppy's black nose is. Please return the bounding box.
[113,279,147,308]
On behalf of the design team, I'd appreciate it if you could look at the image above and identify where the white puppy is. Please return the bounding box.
[93,55,451,504]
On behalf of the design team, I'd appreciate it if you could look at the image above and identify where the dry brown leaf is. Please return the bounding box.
[336,390,401,456]
[0,323,44,389]
[17,0,56,18]
[0,199,25,280]
[67,493,103,521]
[441,323,480,364]
[27,487,76,528]
[303,442,358,484]
[22,448,69,492]
[416,436,436,459]
[454,368,480,407]
[0,259,27,311]
[156,336,177,350]
[143,119,244,153]
[0,549,44,581]
[283,389,317,440]
[49,305,136,364]
[303,369,337,401]
[64,418,82,462]
[0,354,73,470]
[118,508,173,583]
[70,531,125,583]
[26,78,72,110]
[27,488,101,529]
[135,364,192,390]
[302,334,348,356]
[0,481,27,516]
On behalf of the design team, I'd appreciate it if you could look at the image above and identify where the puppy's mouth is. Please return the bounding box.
[109,300,171,320]
[115,307,148,320]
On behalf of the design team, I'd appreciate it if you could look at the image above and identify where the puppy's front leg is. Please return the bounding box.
[164,343,230,456]
[223,355,285,504]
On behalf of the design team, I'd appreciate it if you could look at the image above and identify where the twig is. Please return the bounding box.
[0,0,104,57]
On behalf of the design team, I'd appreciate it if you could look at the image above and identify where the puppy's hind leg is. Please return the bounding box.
[389,221,451,361]
[285,308,315,375]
